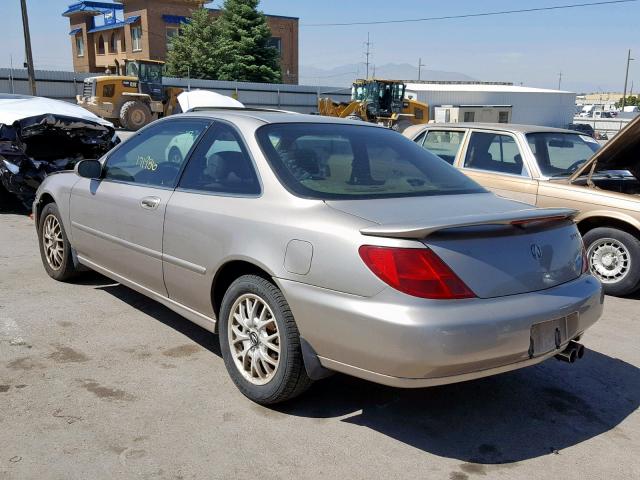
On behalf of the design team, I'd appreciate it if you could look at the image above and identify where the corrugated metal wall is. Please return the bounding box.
[411,89,577,128]
[0,68,351,113]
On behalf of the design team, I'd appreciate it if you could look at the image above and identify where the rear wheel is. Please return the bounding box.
[218,275,312,404]
[37,203,78,281]
[120,101,152,131]
[584,227,640,296]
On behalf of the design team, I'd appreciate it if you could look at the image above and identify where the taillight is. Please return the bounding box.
[358,245,476,300]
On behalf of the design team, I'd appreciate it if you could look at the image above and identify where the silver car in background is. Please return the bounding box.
[33,110,603,404]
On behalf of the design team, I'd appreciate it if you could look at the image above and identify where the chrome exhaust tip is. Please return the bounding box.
[554,341,585,363]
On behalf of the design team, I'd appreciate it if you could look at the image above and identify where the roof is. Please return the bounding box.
[63,1,122,16]
[405,83,573,94]
[176,108,381,127]
[87,15,140,33]
[419,122,577,134]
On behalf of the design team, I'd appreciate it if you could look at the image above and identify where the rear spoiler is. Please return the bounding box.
[360,208,578,239]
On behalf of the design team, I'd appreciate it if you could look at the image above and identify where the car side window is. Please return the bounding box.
[423,130,465,165]
[103,120,209,188]
[178,123,260,195]
[464,132,529,177]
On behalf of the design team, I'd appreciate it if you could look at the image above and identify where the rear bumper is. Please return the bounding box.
[277,275,604,387]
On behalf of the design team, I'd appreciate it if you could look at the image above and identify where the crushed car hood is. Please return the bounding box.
[0,94,113,127]
[0,94,118,209]
[570,114,640,182]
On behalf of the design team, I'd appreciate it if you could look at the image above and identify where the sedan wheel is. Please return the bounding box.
[584,227,640,296]
[228,293,281,386]
[42,214,64,271]
[588,238,630,284]
[37,202,78,281]
[219,275,312,404]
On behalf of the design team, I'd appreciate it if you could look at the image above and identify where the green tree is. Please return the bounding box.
[615,95,639,108]
[165,8,220,79]
[214,0,282,83]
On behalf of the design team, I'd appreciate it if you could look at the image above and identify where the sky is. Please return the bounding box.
[2,0,639,92]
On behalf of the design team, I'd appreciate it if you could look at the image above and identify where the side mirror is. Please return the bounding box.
[75,159,103,179]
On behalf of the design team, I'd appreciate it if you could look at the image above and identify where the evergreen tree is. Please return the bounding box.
[214,0,282,83]
[165,8,220,79]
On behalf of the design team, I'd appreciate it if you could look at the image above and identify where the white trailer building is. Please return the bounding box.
[404,83,576,128]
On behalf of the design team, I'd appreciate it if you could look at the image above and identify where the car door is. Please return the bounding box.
[162,122,262,317]
[458,130,539,205]
[70,119,210,296]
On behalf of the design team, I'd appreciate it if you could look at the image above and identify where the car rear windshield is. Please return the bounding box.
[526,132,600,177]
[256,123,485,200]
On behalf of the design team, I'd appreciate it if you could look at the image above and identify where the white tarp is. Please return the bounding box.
[0,94,113,127]
[177,90,244,112]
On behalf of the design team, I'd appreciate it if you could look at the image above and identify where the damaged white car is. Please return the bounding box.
[0,94,119,209]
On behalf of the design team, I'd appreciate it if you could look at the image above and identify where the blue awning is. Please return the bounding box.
[69,28,82,35]
[63,1,123,17]
[87,15,140,33]
[162,15,189,25]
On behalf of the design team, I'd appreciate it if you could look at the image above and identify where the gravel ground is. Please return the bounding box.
[0,212,638,480]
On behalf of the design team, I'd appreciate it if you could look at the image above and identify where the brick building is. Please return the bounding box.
[63,0,299,84]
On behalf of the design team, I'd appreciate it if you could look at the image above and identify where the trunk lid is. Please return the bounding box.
[327,193,584,298]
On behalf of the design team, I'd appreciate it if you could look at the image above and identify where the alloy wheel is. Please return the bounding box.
[42,214,64,271]
[228,293,281,386]
[588,238,630,284]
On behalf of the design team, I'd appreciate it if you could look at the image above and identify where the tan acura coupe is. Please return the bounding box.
[405,116,640,295]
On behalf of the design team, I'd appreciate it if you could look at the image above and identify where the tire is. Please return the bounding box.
[218,275,312,404]
[37,203,78,282]
[120,101,152,131]
[168,146,183,164]
[583,227,640,296]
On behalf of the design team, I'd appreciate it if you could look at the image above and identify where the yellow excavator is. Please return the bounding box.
[318,79,429,131]
[77,59,183,131]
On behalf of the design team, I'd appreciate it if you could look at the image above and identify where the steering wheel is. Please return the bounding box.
[567,160,586,173]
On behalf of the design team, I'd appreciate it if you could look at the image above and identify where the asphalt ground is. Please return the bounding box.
[0,212,638,480]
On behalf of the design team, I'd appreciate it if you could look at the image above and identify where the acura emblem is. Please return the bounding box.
[531,244,543,260]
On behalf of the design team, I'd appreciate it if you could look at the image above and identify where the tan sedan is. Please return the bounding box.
[405,116,640,296]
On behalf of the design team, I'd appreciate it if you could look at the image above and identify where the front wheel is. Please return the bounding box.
[37,203,79,281]
[120,101,152,131]
[218,275,312,404]
[584,227,640,296]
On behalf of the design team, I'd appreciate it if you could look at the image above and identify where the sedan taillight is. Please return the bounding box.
[358,245,476,300]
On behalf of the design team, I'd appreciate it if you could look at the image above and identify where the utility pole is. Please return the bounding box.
[622,49,634,110]
[418,58,425,81]
[20,0,37,96]
[558,71,563,90]
[372,64,376,78]
[364,32,371,79]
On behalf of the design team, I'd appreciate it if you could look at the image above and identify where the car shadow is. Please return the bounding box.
[95,282,638,465]
[96,283,220,356]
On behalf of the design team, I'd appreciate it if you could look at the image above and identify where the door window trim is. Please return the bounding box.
[459,129,533,179]
[99,117,214,190]
[419,128,469,166]
[175,119,263,198]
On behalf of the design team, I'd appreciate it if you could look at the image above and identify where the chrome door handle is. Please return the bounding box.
[140,196,161,210]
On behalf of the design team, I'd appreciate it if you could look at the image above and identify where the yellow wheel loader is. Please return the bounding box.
[317,79,429,132]
[77,59,182,131]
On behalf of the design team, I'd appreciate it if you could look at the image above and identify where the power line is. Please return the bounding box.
[305,0,638,27]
